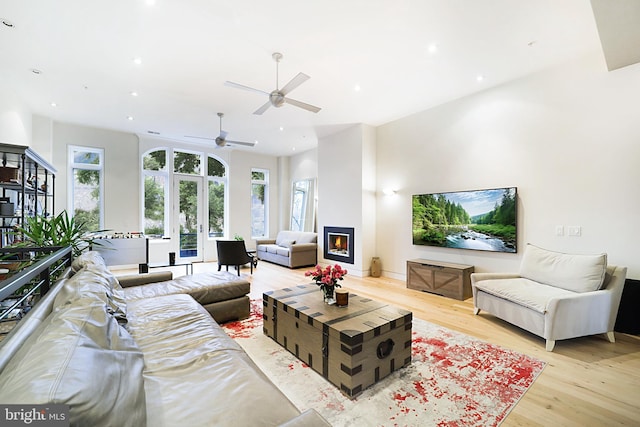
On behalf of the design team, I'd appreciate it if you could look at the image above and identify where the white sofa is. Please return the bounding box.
[256,231,318,268]
[471,244,627,351]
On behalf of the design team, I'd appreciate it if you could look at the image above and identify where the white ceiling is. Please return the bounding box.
[0,1,608,156]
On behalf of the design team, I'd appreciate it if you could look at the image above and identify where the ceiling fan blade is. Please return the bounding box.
[253,100,272,115]
[226,140,256,147]
[224,81,269,96]
[280,72,310,96]
[284,97,321,113]
[185,135,215,140]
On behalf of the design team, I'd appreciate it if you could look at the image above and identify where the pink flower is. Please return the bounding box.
[305,263,348,288]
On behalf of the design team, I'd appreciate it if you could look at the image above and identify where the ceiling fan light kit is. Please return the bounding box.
[225,52,321,115]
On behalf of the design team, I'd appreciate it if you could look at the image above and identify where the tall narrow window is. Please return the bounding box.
[291,179,310,231]
[142,149,168,238]
[68,146,104,231]
[208,156,227,238]
[251,169,269,238]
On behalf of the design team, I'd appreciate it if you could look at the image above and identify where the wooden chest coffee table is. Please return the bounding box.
[263,284,412,398]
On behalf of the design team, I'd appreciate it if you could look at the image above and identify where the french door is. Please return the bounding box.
[173,175,203,262]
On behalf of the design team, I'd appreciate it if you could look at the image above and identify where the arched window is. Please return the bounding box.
[142,149,228,239]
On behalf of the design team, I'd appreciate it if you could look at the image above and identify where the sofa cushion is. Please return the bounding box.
[53,266,128,325]
[0,302,147,427]
[122,271,250,306]
[474,278,577,313]
[519,244,607,293]
[126,294,302,427]
[276,230,317,245]
[265,244,281,254]
[276,246,291,256]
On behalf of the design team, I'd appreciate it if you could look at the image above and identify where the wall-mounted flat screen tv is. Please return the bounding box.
[412,187,517,253]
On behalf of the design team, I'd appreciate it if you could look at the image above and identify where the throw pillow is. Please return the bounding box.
[519,243,607,293]
[71,251,107,272]
[279,239,296,249]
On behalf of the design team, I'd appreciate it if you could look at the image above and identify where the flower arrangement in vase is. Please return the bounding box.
[305,264,348,304]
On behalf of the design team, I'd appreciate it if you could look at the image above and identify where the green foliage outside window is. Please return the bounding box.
[174,151,201,174]
[144,150,166,171]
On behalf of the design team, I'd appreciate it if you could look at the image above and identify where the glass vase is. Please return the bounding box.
[323,285,336,305]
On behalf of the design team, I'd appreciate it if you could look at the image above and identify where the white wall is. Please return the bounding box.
[52,122,140,232]
[290,148,318,182]
[0,88,32,147]
[228,149,280,250]
[31,115,53,164]
[376,53,640,279]
[361,124,377,275]
[288,148,318,232]
[318,125,376,276]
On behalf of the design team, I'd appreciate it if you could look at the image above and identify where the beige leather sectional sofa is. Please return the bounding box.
[0,252,329,427]
[256,230,318,268]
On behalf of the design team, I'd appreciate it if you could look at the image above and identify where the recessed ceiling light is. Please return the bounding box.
[2,20,14,28]
[146,0,156,5]
[130,91,138,97]
[50,102,57,107]
[354,84,361,92]
[254,140,259,144]
[133,57,142,65]
[476,74,484,82]
[279,126,284,131]
[127,116,134,121]
[427,43,438,54]
[30,68,42,75]
[292,147,296,151]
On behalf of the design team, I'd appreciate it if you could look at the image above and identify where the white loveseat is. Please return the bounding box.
[471,244,627,351]
[256,231,318,268]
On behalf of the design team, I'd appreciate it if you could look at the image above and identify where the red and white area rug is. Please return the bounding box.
[222,300,546,427]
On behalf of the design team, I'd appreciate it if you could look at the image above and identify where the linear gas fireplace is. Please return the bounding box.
[324,226,354,265]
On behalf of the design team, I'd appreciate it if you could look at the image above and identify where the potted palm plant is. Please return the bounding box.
[14,210,106,257]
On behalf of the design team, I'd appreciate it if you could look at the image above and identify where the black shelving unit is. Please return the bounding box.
[0,143,56,247]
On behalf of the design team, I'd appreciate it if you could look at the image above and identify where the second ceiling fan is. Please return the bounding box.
[185,113,255,148]
[225,52,321,115]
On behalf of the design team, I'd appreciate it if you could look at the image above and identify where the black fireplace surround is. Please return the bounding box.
[323,226,354,265]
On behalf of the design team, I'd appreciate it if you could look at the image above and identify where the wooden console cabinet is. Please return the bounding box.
[406,259,474,301]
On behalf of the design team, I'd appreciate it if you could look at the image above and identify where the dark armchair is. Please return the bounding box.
[216,240,256,276]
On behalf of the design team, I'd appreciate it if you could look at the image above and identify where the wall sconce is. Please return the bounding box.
[382,188,396,196]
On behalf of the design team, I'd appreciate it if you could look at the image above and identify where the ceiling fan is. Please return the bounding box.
[185,113,255,148]
[225,52,321,115]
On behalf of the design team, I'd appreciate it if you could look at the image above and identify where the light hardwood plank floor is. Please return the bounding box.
[117,260,640,427]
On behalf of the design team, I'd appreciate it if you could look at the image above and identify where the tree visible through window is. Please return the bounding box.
[68,146,103,231]
[208,156,226,237]
[143,150,168,237]
[142,149,227,239]
[251,169,268,238]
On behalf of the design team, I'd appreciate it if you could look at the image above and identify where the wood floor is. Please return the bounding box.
[122,260,640,427]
